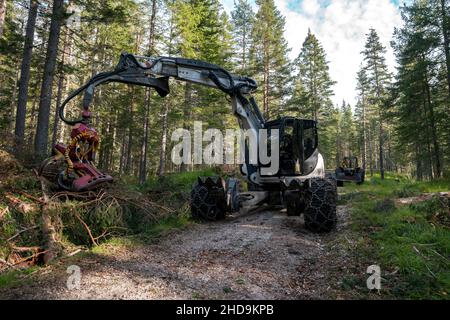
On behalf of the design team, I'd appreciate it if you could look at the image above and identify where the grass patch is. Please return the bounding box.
[342,174,450,299]
[138,211,192,243]
[139,168,219,193]
[0,266,38,289]
[90,211,193,252]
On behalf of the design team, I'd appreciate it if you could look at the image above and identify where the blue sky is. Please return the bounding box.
[220,0,405,106]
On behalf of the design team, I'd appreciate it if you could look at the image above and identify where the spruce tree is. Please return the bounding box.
[361,28,391,179]
[293,29,335,121]
[293,30,336,164]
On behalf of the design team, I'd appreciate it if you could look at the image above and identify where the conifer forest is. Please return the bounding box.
[0,0,449,301]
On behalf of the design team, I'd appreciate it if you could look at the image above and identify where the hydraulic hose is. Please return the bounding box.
[59,70,118,125]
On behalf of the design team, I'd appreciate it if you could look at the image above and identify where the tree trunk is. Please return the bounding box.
[0,0,6,39]
[440,0,450,98]
[51,26,72,147]
[14,0,39,150]
[263,39,269,118]
[148,0,157,55]
[98,116,110,170]
[9,64,20,135]
[242,23,247,72]
[138,0,157,183]
[157,2,174,177]
[38,176,60,264]
[379,120,384,180]
[362,96,367,170]
[139,90,151,184]
[125,88,135,174]
[416,145,423,181]
[157,102,169,177]
[368,125,373,176]
[119,132,127,176]
[180,82,192,172]
[109,110,118,171]
[423,73,442,178]
[35,0,65,158]
[27,93,38,148]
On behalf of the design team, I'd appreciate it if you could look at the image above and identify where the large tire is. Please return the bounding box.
[285,191,304,216]
[357,171,365,185]
[268,191,283,206]
[190,178,226,221]
[304,178,337,233]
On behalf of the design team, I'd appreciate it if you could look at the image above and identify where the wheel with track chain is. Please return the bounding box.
[190,177,227,221]
[285,191,304,216]
[304,177,337,233]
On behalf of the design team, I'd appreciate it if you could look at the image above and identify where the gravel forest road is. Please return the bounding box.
[0,205,354,300]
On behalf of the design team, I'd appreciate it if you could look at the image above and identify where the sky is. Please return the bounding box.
[220,0,405,107]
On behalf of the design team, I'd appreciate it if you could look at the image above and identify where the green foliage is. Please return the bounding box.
[333,101,359,168]
[137,211,191,243]
[0,266,37,289]
[373,198,396,213]
[140,168,217,192]
[390,0,450,180]
[0,0,24,132]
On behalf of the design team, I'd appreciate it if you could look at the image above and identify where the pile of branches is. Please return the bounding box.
[0,177,177,271]
[50,187,176,246]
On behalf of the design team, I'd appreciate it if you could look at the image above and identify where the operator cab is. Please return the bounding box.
[263,117,319,177]
[341,156,358,169]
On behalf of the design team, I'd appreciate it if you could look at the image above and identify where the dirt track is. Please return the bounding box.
[0,206,353,300]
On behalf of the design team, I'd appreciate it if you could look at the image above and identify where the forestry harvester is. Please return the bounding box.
[39,53,337,233]
[335,156,365,186]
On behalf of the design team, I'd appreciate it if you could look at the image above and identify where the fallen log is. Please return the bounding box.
[396,192,450,206]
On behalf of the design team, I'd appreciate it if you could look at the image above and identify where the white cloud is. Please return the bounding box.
[302,0,320,16]
[221,0,403,107]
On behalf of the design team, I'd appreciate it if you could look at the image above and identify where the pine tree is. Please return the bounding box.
[231,0,254,74]
[250,0,291,119]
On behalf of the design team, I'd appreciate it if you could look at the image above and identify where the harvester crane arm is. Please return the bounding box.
[59,53,265,132]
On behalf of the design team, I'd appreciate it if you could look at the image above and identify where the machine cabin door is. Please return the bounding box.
[300,119,319,175]
[279,118,302,176]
